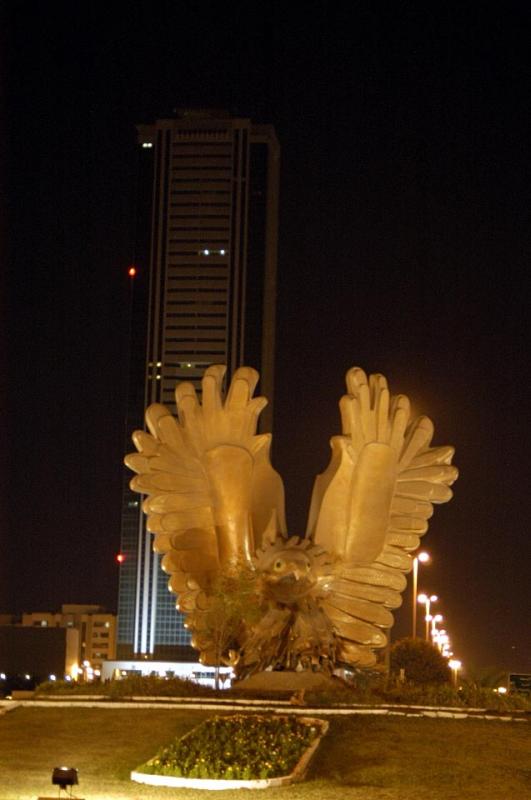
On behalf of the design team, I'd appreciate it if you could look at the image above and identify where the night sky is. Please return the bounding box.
[3,4,530,674]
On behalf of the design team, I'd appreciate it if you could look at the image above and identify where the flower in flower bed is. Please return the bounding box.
[136,714,319,780]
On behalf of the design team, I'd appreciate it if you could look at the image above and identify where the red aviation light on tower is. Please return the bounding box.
[128,265,137,278]
[116,553,126,564]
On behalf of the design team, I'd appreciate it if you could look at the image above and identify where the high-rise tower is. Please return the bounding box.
[117,110,280,659]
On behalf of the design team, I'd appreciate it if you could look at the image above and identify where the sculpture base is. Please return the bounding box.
[235,670,339,693]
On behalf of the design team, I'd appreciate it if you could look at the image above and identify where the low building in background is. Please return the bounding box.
[20,604,117,677]
[101,658,233,688]
[0,624,79,686]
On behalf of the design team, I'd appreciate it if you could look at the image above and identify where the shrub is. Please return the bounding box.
[36,675,220,698]
[390,638,451,685]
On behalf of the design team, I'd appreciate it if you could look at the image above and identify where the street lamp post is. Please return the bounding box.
[417,593,438,641]
[448,659,462,687]
[411,552,430,638]
[433,629,449,652]
[441,640,451,658]
[430,614,443,640]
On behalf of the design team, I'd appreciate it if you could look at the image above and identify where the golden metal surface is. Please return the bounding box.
[126,365,457,677]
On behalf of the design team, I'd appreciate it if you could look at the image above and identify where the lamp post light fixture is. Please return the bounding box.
[411,551,430,638]
[417,593,438,641]
[440,634,452,659]
[434,630,449,653]
[430,613,443,640]
[448,659,462,687]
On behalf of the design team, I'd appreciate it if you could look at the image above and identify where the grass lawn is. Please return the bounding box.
[0,706,529,800]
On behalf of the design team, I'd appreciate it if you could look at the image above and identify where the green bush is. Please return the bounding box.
[136,714,319,780]
[390,638,451,685]
[36,680,92,694]
[36,675,220,698]
[105,675,219,698]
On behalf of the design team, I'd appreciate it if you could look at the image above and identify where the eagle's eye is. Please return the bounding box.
[274,559,285,572]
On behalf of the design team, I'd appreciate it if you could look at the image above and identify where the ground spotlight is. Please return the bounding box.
[51,766,79,797]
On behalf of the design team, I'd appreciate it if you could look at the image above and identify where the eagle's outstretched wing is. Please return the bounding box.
[307,368,458,667]
[125,365,286,660]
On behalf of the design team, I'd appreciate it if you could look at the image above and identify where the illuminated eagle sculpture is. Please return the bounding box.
[125,365,457,679]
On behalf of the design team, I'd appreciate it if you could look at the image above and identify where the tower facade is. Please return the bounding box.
[117,110,280,659]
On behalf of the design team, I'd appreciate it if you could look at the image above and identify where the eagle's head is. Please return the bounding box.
[253,535,334,605]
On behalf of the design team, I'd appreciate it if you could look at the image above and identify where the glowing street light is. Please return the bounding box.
[433,629,450,653]
[417,593,438,640]
[411,552,430,638]
[430,613,443,639]
[448,658,462,687]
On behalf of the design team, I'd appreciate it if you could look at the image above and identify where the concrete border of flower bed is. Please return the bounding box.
[130,716,329,790]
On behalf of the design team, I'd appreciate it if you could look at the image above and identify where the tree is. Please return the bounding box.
[201,566,263,689]
[390,637,451,685]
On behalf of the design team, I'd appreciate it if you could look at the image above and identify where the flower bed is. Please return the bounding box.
[131,714,328,789]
